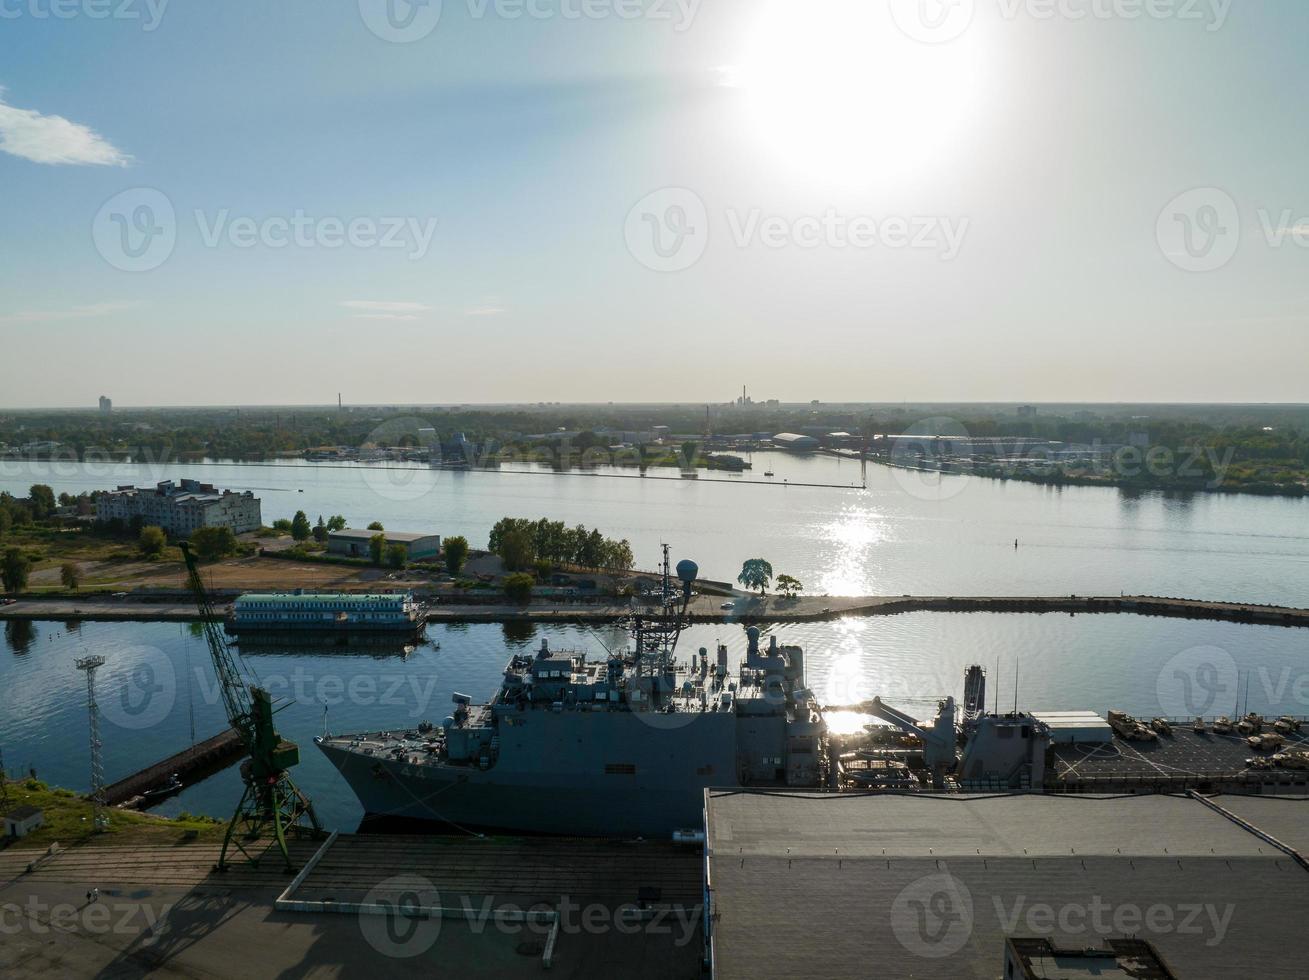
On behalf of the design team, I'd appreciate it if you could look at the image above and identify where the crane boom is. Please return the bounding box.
[179,543,255,748]
[178,541,321,871]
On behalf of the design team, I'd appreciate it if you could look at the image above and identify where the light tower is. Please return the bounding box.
[75,655,109,832]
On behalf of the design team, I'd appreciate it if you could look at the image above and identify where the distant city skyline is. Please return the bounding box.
[3,1,1308,406]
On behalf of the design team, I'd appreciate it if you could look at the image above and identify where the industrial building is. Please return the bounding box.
[771,432,819,452]
[326,528,441,561]
[3,804,43,839]
[95,479,262,536]
[704,790,1309,979]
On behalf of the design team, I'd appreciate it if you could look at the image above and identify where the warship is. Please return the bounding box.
[316,556,828,836]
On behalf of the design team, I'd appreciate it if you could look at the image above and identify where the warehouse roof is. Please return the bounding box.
[705,791,1309,980]
[328,529,436,542]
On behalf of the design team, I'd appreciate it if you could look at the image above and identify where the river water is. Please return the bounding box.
[0,451,1305,603]
[1,453,1306,829]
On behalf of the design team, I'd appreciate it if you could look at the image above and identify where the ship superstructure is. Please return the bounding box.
[317,557,827,836]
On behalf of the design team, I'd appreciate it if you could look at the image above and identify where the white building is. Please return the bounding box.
[4,805,43,839]
[96,479,262,536]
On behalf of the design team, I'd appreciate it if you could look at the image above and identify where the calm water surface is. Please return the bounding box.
[2,614,1305,830]
[0,452,1305,603]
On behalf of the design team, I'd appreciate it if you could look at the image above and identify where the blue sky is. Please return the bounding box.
[1,0,1307,407]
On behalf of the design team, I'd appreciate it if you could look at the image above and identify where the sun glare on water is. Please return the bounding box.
[725,1,987,190]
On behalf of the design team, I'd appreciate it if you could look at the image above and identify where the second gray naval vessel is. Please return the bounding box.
[316,558,828,836]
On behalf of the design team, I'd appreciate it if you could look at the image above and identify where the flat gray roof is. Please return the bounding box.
[706,792,1309,980]
[705,791,1272,858]
[329,529,436,542]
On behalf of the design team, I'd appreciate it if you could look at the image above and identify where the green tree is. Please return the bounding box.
[385,543,407,569]
[498,527,534,571]
[60,562,81,591]
[737,558,774,596]
[312,515,329,543]
[0,509,12,538]
[503,572,534,603]
[291,510,311,542]
[2,548,31,593]
[367,521,385,531]
[190,526,237,562]
[28,484,56,520]
[443,535,469,575]
[776,574,802,597]
[327,515,348,531]
[369,533,387,565]
[138,525,167,558]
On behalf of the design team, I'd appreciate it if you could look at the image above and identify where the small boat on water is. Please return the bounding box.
[141,773,183,803]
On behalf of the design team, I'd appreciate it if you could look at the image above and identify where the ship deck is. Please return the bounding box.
[1048,725,1309,790]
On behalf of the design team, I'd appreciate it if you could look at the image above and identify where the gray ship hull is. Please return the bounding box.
[318,737,727,836]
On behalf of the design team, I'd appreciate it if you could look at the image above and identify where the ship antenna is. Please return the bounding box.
[994,656,1000,715]
[1013,656,1019,715]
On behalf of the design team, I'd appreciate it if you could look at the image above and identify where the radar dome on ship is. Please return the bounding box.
[676,559,699,583]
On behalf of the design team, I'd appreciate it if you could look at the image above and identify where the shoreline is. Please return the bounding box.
[3,592,1307,628]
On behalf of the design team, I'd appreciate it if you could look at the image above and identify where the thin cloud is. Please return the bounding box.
[464,305,506,317]
[0,90,131,166]
[353,313,420,321]
[340,300,432,314]
[0,301,139,324]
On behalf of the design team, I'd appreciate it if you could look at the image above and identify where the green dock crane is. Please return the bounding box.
[179,542,321,871]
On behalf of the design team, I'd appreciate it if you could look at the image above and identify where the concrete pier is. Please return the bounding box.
[4,592,1308,628]
[102,729,244,808]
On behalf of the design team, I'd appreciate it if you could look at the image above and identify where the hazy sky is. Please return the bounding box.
[1,0,1307,407]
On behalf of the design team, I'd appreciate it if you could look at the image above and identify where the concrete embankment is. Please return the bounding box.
[2,592,1307,628]
[102,728,245,808]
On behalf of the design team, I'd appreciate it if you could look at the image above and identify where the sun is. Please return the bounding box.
[725,1,988,191]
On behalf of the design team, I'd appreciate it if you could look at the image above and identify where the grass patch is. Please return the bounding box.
[0,777,223,851]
